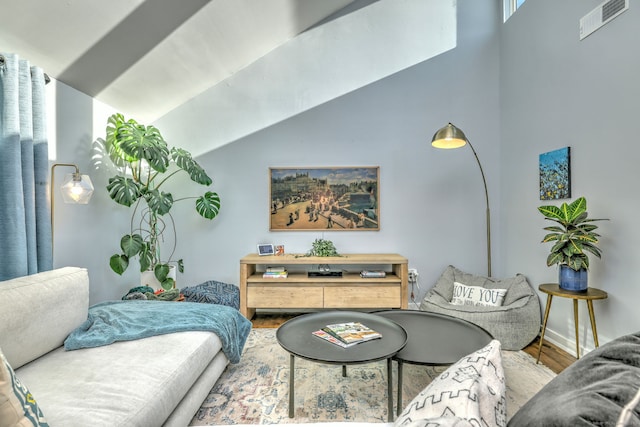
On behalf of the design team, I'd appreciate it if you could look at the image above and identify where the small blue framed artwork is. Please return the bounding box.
[539,147,571,200]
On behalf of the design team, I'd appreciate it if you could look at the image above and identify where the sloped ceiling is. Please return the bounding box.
[0,0,358,122]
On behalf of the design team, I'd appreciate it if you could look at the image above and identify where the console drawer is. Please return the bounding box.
[247,286,323,308]
[324,286,401,308]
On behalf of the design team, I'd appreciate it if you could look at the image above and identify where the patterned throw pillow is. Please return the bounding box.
[450,282,507,307]
[182,280,240,309]
[0,348,49,427]
[394,340,506,427]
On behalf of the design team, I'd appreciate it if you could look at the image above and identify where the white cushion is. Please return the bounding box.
[394,340,506,427]
[0,267,89,369]
[450,282,506,307]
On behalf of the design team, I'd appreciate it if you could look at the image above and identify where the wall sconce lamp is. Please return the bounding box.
[431,123,492,277]
[50,163,94,243]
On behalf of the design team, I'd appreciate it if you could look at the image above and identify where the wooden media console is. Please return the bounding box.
[239,253,408,319]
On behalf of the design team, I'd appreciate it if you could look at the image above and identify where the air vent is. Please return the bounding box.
[580,0,628,40]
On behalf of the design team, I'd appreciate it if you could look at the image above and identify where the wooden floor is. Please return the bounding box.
[522,337,576,374]
[251,312,576,375]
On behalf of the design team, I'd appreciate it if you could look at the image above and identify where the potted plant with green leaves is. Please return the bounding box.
[538,196,607,291]
[101,113,221,290]
[297,238,342,274]
[305,238,341,257]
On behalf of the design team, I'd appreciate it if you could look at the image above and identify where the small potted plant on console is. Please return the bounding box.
[300,238,342,276]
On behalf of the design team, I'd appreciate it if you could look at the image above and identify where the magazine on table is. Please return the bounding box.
[312,329,359,348]
[322,321,382,344]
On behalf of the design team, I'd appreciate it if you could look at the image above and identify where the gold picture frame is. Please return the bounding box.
[269,167,380,231]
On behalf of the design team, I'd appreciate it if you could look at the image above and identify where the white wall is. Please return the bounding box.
[51,0,502,307]
[500,0,640,355]
[154,0,501,302]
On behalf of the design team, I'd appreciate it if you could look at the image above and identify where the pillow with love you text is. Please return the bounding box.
[450,282,507,307]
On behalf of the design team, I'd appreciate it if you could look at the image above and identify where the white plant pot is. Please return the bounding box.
[140,265,177,291]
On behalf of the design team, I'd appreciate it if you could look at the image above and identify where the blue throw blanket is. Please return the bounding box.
[64,300,252,364]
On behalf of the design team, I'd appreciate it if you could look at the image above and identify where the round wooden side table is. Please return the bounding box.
[536,283,608,362]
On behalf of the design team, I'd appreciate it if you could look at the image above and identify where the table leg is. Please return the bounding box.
[387,358,393,422]
[587,300,600,348]
[289,354,295,418]
[342,365,347,377]
[573,299,580,359]
[537,295,553,363]
[397,360,404,416]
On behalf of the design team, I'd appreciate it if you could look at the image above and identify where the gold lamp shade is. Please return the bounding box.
[431,123,468,149]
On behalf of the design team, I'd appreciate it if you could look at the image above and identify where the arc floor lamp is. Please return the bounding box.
[50,163,94,245]
[431,123,492,277]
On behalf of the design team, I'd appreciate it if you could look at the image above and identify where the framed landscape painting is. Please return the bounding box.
[539,147,571,200]
[270,167,379,231]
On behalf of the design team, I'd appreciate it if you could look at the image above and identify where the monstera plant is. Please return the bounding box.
[102,113,221,289]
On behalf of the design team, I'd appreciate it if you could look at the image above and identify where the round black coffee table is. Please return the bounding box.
[276,311,407,421]
[375,310,493,414]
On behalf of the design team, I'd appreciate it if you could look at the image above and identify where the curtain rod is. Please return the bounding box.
[0,54,51,84]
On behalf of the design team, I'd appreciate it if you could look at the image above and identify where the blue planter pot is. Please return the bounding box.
[559,265,588,291]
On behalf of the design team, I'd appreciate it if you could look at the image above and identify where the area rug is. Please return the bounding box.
[190,328,556,425]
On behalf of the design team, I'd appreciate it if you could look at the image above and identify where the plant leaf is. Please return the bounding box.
[110,254,129,275]
[582,243,602,258]
[118,122,170,173]
[541,233,561,243]
[154,263,170,281]
[566,197,587,222]
[171,148,213,186]
[105,113,138,166]
[538,205,564,221]
[120,234,144,257]
[161,278,175,291]
[107,176,142,207]
[546,252,564,267]
[542,225,565,233]
[196,191,221,219]
[146,189,174,215]
[139,243,154,272]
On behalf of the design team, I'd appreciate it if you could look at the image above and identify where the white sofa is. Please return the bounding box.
[0,267,249,427]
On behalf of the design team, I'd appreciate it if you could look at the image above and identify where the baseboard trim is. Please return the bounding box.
[541,326,610,358]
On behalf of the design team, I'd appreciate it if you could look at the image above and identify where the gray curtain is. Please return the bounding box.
[0,53,52,281]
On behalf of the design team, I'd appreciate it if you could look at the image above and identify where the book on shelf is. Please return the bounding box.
[266,266,287,273]
[360,270,386,278]
[312,329,358,348]
[322,321,382,344]
[262,270,288,278]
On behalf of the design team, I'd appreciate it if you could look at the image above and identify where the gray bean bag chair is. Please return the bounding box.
[419,265,541,350]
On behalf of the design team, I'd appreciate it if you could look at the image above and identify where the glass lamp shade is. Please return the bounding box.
[60,173,94,204]
[431,123,468,149]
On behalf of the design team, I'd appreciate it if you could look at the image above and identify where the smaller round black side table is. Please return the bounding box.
[375,310,493,415]
[276,311,407,421]
[537,283,608,362]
